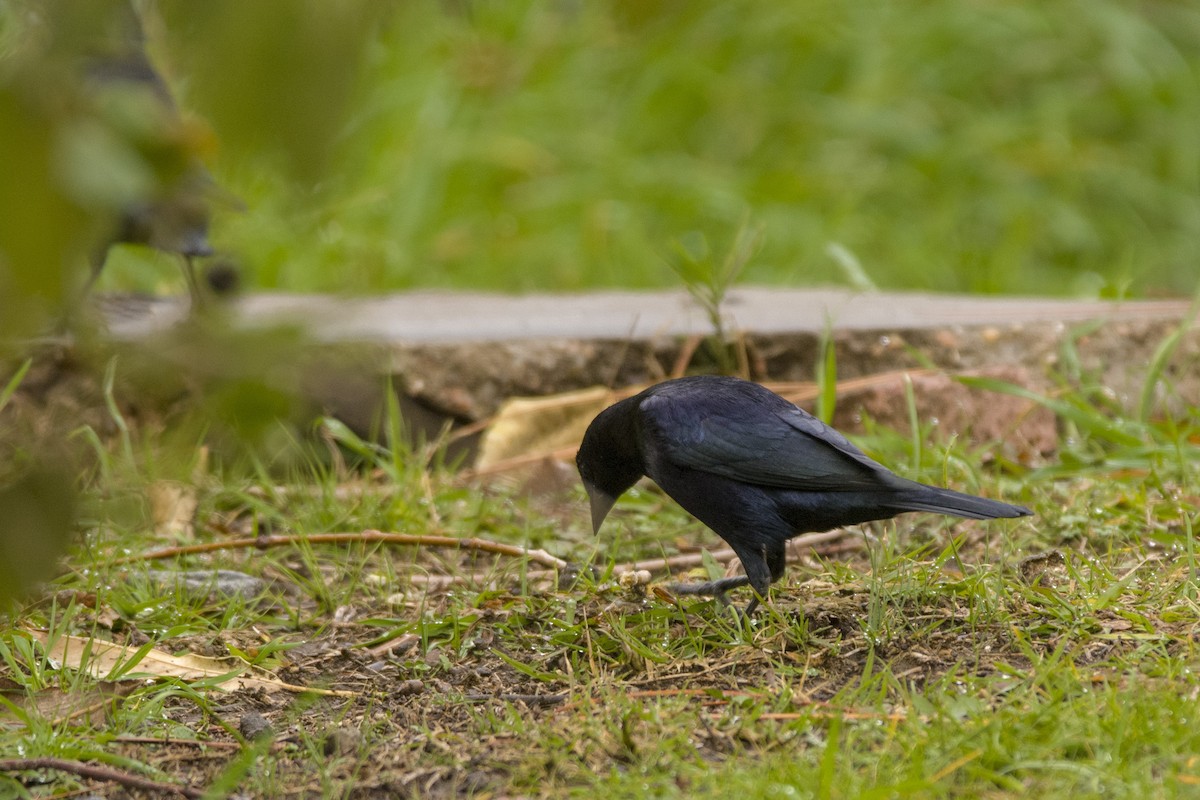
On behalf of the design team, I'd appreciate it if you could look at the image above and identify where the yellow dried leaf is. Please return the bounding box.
[29,631,352,696]
[475,386,616,471]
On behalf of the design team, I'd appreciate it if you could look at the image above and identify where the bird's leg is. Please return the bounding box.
[737,543,777,616]
[741,579,769,616]
[739,541,787,615]
[766,540,787,583]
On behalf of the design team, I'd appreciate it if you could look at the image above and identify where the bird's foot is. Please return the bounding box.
[666,575,749,601]
[666,576,765,619]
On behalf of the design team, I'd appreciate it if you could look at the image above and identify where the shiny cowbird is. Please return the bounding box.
[576,376,1032,613]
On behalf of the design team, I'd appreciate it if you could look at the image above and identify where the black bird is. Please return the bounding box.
[576,375,1032,614]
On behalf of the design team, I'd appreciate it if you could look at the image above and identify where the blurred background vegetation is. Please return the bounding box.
[4,0,1198,304]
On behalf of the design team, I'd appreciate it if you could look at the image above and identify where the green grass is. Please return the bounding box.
[1,332,1198,798]
[83,0,1200,298]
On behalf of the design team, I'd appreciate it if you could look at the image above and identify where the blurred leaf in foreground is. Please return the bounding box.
[0,0,222,327]
[158,1,393,184]
[0,467,77,605]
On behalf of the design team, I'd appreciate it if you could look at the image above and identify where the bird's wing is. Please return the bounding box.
[640,392,897,491]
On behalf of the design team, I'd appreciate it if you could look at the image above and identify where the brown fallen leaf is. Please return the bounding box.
[28,632,353,697]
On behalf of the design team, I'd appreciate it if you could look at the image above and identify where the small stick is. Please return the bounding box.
[463,693,567,706]
[406,530,852,589]
[111,735,290,754]
[107,530,568,571]
[112,735,241,750]
[753,709,907,722]
[365,633,421,659]
[0,757,203,799]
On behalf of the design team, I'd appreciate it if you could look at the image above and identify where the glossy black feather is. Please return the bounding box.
[576,375,1032,614]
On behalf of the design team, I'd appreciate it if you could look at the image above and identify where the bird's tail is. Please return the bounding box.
[889,484,1032,520]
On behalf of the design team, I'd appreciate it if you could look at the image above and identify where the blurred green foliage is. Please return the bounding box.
[0,0,387,306]
[0,468,77,606]
[207,0,1199,297]
[6,1,1197,299]
[0,2,118,336]
[0,1,388,600]
[154,3,387,185]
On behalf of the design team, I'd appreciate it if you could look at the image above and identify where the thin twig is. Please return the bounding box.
[620,688,905,721]
[753,709,907,722]
[626,687,754,698]
[110,735,291,754]
[770,369,938,406]
[108,530,568,571]
[0,757,203,799]
[365,633,421,659]
[406,530,854,590]
[112,735,242,750]
[463,693,567,706]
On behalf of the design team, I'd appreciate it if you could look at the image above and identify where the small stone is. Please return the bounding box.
[323,727,361,757]
[239,711,273,741]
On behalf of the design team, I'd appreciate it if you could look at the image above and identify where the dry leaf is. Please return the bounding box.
[148,480,198,539]
[28,631,353,696]
[475,386,616,470]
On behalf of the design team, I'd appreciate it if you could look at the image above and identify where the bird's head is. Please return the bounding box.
[576,398,645,534]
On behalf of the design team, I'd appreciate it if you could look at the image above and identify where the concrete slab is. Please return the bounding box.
[95,288,1197,460]
[105,288,1196,344]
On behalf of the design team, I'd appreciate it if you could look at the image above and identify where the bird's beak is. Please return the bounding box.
[586,483,616,534]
